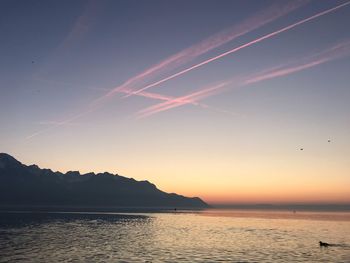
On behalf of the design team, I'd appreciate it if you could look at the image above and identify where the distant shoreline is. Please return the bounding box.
[0,205,205,214]
[210,204,350,212]
[1,204,349,213]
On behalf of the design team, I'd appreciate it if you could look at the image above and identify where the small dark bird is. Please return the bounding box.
[328,139,331,143]
[300,148,303,151]
[31,61,34,64]
[319,241,330,247]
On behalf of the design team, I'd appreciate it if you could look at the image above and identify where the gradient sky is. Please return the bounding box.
[1,0,350,204]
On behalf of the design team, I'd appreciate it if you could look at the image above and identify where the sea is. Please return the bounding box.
[0,209,349,262]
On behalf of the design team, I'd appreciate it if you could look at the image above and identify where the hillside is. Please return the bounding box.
[0,153,208,209]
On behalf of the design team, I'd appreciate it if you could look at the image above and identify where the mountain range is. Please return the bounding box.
[0,153,208,209]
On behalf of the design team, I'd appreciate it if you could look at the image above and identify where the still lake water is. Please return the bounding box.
[0,210,349,262]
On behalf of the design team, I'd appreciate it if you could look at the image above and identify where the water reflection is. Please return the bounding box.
[0,211,349,262]
[0,211,149,227]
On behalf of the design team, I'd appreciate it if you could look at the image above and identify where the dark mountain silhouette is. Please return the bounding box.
[0,153,208,209]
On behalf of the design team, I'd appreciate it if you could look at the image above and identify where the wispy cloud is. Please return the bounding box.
[137,39,350,118]
[59,0,102,51]
[33,1,104,80]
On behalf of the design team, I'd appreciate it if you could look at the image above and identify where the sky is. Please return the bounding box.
[1,0,350,205]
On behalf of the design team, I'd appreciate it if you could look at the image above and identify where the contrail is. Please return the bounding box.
[137,39,350,118]
[93,0,308,104]
[25,1,350,138]
[26,0,308,139]
[36,121,81,126]
[118,88,239,117]
[33,1,103,79]
[26,80,236,139]
[127,1,350,98]
[28,37,350,138]
[26,108,96,140]
[137,82,232,118]
[94,85,233,113]
[244,39,350,85]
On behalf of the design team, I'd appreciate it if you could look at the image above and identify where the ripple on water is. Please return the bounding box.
[0,211,350,262]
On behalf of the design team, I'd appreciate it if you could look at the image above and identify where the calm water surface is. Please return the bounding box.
[0,210,349,262]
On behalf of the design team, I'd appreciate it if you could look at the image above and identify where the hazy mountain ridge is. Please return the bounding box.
[0,153,208,209]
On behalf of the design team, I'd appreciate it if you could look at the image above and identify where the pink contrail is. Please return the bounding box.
[119,88,239,117]
[244,40,350,85]
[26,0,312,139]
[138,39,350,118]
[93,0,308,103]
[127,1,350,98]
[121,89,184,103]
[25,1,350,138]
[96,84,229,111]
[137,81,231,118]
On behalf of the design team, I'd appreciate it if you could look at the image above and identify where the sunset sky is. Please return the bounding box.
[1,0,350,204]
